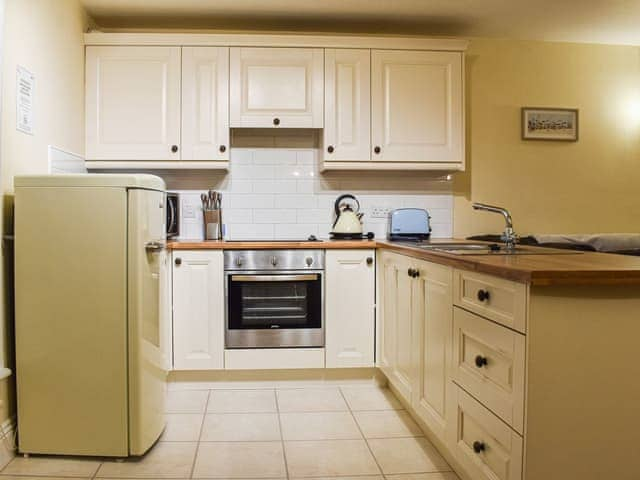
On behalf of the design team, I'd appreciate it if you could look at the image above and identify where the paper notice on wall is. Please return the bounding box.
[16,65,35,135]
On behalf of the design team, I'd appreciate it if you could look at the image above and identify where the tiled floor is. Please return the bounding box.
[0,385,460,480]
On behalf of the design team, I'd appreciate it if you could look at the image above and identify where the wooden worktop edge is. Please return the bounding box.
[167,239,640,286]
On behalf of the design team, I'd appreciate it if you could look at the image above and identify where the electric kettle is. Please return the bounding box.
[331,194,364,239]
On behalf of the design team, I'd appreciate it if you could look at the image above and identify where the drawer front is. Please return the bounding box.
[452,307,525,434]
[453,269,527,333]
[449,386,523,480]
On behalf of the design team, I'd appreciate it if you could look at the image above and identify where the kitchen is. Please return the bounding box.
[3,1,640,480]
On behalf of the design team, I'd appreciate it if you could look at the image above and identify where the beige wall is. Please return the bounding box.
[454,38,640,238]
[0,0,88,424]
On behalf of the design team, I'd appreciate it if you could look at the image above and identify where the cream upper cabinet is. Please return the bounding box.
[181,47,230,163]
[371,50,463,167]
[412,258,453,443]
[230,47,324,128]
[172,251,225,370]
[323,49,371,162]
[86,46,181,161]
[325,249,375,368]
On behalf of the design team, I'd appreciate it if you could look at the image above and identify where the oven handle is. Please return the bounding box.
[230,274,319,282]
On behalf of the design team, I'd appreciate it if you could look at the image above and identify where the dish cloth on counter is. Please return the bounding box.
[532,234,640,252]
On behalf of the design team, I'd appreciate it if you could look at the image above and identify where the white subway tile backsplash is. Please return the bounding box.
[253,209,297,224]
[274,194,317,210]
[275,224,319,239]
[253,149,297,165]
[253,180,298,194]
[175,148,453,240]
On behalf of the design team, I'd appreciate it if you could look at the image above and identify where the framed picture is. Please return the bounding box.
[521,107,579,141]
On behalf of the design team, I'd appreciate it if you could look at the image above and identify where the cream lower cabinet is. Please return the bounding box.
[378,250,453,444]
[379,251,416,403]
[325,250,376,368]
[172,250,225,370]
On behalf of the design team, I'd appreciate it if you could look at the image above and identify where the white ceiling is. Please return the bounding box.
[82,0,640,46]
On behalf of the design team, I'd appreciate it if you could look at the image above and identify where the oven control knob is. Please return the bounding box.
[305,257,313,267]
[271,256,278,266]
[235,257,243,267]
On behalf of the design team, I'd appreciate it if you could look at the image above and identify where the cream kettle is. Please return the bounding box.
[331,194,364,238]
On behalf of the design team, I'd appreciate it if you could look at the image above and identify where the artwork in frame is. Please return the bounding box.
[521,107,579,141]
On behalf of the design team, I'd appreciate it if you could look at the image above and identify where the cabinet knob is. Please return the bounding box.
[327,145,335,153]
[374,146,381,154]
[408,268,414,277]
[174,257,182,266]
[474,355,488,368]
[219,145,226,153]
[414,270,420,278]
[366,257,373,265]
[171,145,179,153]
[273,118,280,126]
[472,441,486,454]
[477,289,490,302]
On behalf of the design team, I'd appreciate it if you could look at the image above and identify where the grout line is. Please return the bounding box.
[188,390,211,479]
[337,386,385,477]
[274,389,290,480]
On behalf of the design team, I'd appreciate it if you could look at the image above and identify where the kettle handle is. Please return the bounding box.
[334,194,360,217]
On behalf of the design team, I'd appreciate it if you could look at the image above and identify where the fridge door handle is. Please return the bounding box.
[144,241,166,252]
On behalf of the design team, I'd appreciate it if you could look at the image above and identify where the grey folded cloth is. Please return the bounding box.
[532,234,640,252]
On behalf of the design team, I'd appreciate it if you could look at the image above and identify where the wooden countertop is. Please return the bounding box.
[167,239,640,286]
[167,239,377,250]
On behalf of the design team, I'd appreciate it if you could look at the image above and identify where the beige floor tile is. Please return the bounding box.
[386,473,460,480]
[166,390,209,413]
[193,441,285,478]
[96,442,197,478]
[161,413,204,441]
[367,437,450,475]
[208,390,277,413]
[354,410,423,438]
[280,412,362,440]
[276,388,348,412]
[291,477,383,480]
[2,457,100,477]
[285,439,380,477]
[0,477,94,480]
[200,413,281,441]
[340,386,403,411]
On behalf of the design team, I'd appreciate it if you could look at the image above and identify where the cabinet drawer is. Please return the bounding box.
[452,307,525,434]
[453,270,527,333]
[449,386,523,480]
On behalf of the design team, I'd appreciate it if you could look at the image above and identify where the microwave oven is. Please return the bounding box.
[166,192,179,239]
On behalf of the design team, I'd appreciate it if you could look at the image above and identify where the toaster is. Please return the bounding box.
[388,208,431,241]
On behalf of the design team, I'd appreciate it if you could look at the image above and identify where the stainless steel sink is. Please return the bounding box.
[398,242,582,255]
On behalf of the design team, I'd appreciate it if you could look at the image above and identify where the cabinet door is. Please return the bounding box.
[86,46,181,160]
[325,249,375,368]
[324,49,371,162]
[182,47,230,162]
[371,50,463,165]
[172,251,224,370]
[230,47,323,128]
[379,252,415,404]
[412,259,453,442]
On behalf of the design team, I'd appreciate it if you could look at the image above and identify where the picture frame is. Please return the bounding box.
[521,107,579,141]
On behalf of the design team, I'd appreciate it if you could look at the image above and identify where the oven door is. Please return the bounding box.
[225,272,324,348]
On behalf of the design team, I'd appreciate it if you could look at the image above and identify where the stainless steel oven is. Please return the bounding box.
[224,250,324,348]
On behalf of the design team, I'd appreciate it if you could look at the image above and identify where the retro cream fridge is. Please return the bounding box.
[14,174,169,457]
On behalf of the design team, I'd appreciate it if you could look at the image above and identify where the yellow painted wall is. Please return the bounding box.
[0,0,88,424]
[454,38,640,238]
